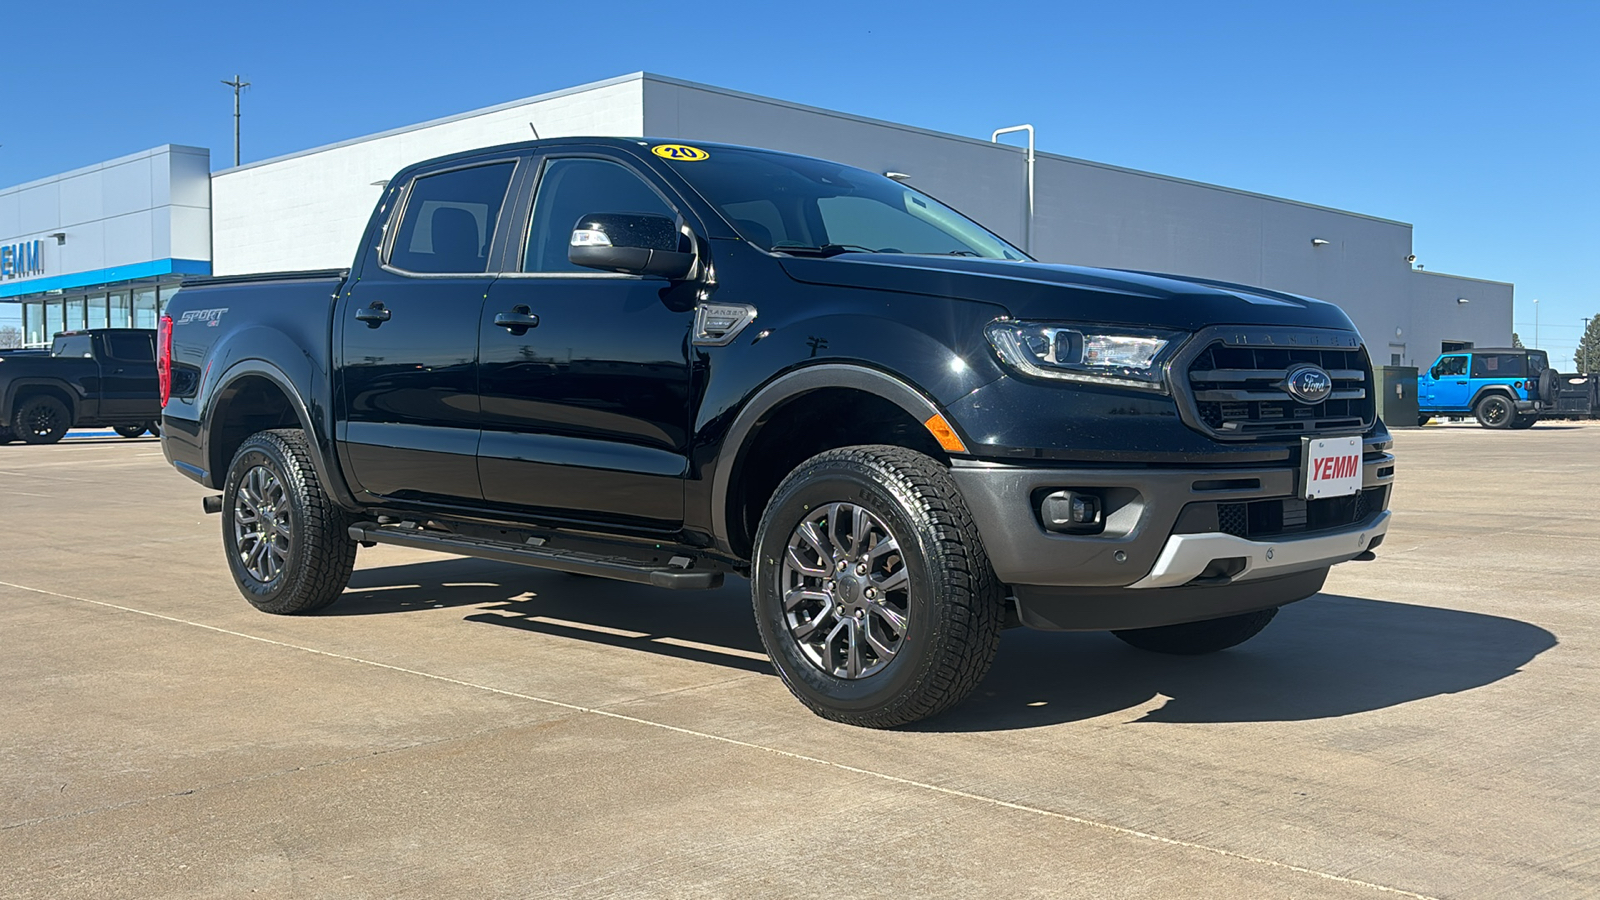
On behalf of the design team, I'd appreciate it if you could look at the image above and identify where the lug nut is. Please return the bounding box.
[855,564,868,575]
[865,588,876,598]
[837,560,847,571]
[835,605,845,615]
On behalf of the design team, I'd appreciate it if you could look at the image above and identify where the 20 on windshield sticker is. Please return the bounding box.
[652,144,709,161]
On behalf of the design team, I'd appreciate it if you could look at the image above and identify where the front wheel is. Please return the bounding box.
[1475,394,1514,429]
[13,395,70,444]
[751,445,1005,728]
[221,429,357,614]
[1113,608,1279,655]
[113,424,147,439]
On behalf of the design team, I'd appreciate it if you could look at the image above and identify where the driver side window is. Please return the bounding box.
[524,158,676,273]
[1437,355,1468,377]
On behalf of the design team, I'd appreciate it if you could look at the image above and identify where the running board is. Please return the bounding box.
[347,522,722,590]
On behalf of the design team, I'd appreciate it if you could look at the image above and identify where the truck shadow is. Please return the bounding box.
[329,559,1555,730]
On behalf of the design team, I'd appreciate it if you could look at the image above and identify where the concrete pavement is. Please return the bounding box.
[1,423,1596,898]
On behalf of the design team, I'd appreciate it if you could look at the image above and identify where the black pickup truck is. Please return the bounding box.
[1,329,160,444]
[161,138,1395,727]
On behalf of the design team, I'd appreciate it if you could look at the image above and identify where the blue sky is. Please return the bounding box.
[2,0,1595,365]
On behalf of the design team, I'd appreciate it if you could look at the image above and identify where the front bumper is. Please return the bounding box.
[950,442,1394,630]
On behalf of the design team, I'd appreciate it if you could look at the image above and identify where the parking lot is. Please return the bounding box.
[2,423,1596,899]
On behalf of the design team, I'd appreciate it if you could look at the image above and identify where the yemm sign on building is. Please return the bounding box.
[1,240,43,280]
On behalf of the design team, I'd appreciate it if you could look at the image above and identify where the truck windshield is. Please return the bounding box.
[661,146,1028,261]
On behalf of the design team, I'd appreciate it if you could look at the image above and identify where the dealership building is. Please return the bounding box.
[2,72,1511,366]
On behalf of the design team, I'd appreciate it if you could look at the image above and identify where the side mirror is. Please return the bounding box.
[568,213,695,279]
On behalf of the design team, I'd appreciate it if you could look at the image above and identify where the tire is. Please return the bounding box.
[1113,607,1279,655]
[1510,414,1537,430]
[1416,414,1431,427]
[113,424,147,439]
[13,395,71,444]
[146,419,161,437]
[750,445,1005,728]
[1474,394,1514,429]
[0,425,14,444]
[1537,369,1557,404]
[221,429,357,614]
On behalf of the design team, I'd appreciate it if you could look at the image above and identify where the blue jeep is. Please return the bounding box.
[1417,347,1555,429]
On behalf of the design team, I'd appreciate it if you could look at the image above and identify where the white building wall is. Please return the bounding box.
[210,77,645,275]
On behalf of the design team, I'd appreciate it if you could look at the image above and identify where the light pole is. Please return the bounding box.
[1584,317,1592,374]
[222,75,250,167]
[1532,298,1539,348]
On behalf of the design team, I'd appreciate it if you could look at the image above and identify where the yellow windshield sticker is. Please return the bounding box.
[652,144,710,161]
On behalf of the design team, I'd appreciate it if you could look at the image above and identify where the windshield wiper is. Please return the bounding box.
[770,243,881,258]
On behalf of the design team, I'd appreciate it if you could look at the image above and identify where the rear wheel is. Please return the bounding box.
[1474,394,1514,429]
[751,445,1005,728]
[1113,608,1279,655]
[13,395,70,444]
[113,424,147,439]
[221,429,357,614]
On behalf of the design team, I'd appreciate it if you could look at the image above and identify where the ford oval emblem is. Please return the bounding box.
[1285,365,1334,404]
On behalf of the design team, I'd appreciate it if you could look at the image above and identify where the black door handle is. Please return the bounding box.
[355,302,391,326]
[493,307,540,333]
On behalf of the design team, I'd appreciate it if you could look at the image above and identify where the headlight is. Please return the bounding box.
[985,320,1186,391]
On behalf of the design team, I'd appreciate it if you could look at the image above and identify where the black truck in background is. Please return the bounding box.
[0,329,161,444]
[160,138,1396,727]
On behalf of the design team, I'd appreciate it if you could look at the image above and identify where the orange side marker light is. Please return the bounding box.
[923,413,968,454]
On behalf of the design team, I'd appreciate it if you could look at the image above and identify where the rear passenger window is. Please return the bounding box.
[389,162,516,274]
[52,335,92,358]
[1470,354,1525,378]
[524,158,676,273]
[105,332,154,361]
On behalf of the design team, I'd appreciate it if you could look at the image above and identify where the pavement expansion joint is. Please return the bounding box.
[0,578,1446,900]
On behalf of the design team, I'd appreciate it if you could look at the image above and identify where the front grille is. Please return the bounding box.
[1184,336,1374,440]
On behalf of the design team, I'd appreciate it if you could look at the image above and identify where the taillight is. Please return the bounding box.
[158,315,173,407]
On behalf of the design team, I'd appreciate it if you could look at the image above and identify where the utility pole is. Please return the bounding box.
[1532,298,1540,349]
[1584,317,1592,374]
[222,75,250,167]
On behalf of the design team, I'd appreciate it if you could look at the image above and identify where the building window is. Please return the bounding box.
[110,292,132,328]
[133,289,158,329]
[65,297,87,332]
[90,294,111,329]
[156,284,180,315]
[44,298,63,338]
[24,301,45,347]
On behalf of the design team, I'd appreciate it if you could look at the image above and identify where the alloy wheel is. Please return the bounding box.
[233,465,291,583]
[780,502,911,679]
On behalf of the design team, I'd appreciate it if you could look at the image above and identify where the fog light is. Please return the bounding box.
[1040,490,1102,533]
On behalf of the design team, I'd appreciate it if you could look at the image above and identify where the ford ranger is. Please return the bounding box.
[160,138,1395,727]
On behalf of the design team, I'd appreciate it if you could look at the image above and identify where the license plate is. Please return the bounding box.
[1302,435,1362,500]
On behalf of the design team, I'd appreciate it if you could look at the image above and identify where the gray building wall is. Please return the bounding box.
[0,145,211,299]
[641,76,1508,364]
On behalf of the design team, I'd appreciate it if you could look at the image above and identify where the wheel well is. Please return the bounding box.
[9,385,78,423]
[209,375,301,479]
[1472,387,1516,408]
[727,387,949,559]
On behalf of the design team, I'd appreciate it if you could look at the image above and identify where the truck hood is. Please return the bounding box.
[778,254,1360,334]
